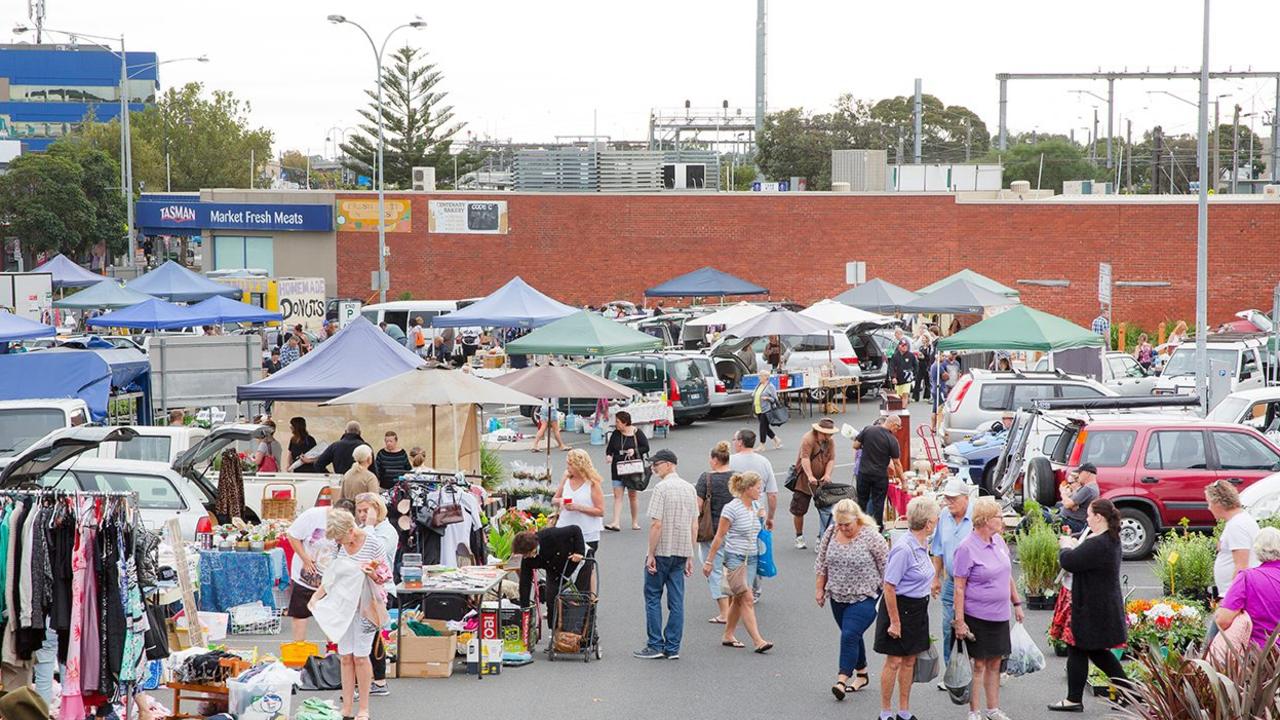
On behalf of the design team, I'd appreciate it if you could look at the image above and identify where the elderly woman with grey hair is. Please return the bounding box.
[873,496,939,720]
[1215,526,1280,649]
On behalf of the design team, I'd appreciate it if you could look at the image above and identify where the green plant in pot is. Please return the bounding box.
[479,445,506,492]
[1152,519,1216,603]
[1015,500,1061,609]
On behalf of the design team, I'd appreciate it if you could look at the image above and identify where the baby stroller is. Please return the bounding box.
[548,557,601,662]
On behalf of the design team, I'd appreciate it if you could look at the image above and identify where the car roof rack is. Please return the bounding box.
[1031,395,1200,411]
[1202,331,1266,343]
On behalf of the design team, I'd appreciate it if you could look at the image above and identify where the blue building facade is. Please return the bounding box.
[0,44,159,152]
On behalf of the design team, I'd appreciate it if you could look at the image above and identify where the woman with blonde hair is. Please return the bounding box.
[815,498,888,700]
[353,493,397,697]
[1167,320,1189,350]
[553,449,606,554]
[874,495,938,720]
[703,471,772,653]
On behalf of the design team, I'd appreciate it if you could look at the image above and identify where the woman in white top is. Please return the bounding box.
[703,471,772,653]
[554,449,606,554]
[354,493,397,697]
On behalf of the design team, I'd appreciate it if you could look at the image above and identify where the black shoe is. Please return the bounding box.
[632,646,664,659]
[663,651,680,659]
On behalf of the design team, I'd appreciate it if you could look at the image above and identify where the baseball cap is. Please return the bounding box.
[1077,462,1098,475]
[649,449,678,465]
[940,477,972,497]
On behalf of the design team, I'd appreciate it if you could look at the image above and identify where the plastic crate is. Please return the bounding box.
[229,605,283,635]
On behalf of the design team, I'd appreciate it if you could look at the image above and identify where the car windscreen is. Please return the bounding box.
[793,334,835,352]
[1163,348,1236,378]
[1207,395,1251,423]
[670,359,704,383]
[111,436,173,463]
[0,409,66,458]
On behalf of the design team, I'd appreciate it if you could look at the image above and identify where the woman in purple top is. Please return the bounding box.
[872,496,938,720]
[1215,526,1280,648]
[953,498,1023,720]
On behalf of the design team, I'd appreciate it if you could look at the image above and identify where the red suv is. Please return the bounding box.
[1027,419,1280,559]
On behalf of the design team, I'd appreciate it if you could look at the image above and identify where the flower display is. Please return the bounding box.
[1125,598,1204,653]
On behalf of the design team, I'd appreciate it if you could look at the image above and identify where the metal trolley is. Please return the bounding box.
[547,557,601,662]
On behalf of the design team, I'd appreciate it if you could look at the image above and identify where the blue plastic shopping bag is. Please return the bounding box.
[757,528,778,578]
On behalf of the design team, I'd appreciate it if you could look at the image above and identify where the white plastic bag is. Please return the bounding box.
[1005,622,1046,677]
[943,637,972,703]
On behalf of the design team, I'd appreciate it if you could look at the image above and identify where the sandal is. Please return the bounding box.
[850,671,870,692]
[753,642,774,654]
[707,616,727,624]
[831,681,850,701]
[604,525,621,532]
[721,639,745,648]
[1047,700,1084,713]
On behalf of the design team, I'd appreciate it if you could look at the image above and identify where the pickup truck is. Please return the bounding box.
[0,399,91,459]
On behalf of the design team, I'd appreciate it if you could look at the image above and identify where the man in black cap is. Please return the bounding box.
[1055,463,1099,534]
[636,449,697,660]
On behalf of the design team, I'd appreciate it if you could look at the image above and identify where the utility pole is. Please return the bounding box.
[1151,126,1163,193]
[1093,107,1100,164]
[1106,77,1115,168]
[1194,0,1210,415]
[1231,103,1241,193]
[965,122,972,162]
[913,78,923,164]
[1212,99,1220,192]
[1125,119,1133,191]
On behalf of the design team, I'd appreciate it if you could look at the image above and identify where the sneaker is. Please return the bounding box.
[663,650,680,659]
[368,684,390,697]
[752,589,762,603]
[794,537,807,550]
[986,711,1012,720]
[632,646,664,659]
[936,681,948,691]
[967,713,984,720]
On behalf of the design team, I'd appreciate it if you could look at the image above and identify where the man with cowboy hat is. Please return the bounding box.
[789,418,838,549]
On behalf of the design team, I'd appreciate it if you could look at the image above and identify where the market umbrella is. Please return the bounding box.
[490,366,636,474]
[902,279,1017,315]
[917,268,1020,300]
[0,310,56,343]
[190,295,284,325]
[504,311,663,356]
[31,254,103,289]
[128,260,243,302]
[799,299,894,327]
[684,301,768,328]
[324,367,542,468]
[833,278,920,314]
[86,298,211,331]
[723,306,838,339]
[53,280,153,310]
[936,305,1104,353]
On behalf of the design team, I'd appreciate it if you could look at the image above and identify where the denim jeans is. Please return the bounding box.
[940,575,956,664]
[644,555,687,654]
[33,624,58,704]
[700,542,727,600]
[817,505,833,539]
[830,597,878,676]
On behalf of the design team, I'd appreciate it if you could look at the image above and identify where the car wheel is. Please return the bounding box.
[674,417,695,427]
[1118,507,1157,560]
[981,463,997,495]
[1027,456,1056,508]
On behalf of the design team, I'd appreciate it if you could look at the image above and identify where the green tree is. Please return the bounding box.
[0,152,97,269]
[47,140,127,256]
[341,46,480,189]
[279,150,310,187]
[756,108,839,189]
[987,138,1107,193]
[78,82,273,192]
[866,94,990,163]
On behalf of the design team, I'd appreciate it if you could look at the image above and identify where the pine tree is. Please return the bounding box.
[341,46,480,189]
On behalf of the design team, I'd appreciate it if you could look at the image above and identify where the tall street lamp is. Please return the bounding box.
[129,56,209,193]
[1194,0,1211,413]
[328,14,425,303]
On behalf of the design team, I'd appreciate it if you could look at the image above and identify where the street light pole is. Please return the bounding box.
[328,15,425,304]
[1195,0,1211,413]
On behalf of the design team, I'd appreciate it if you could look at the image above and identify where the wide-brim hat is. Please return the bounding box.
[812,418,837,434]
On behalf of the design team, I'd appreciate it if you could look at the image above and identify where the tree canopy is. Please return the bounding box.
[987,138,1108,193]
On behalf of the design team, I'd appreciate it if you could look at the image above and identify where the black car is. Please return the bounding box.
[520,353,712,426]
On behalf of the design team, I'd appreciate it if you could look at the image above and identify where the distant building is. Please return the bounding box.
[0,43,159,152]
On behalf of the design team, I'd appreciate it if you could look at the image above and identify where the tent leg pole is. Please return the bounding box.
[432,406,437,468]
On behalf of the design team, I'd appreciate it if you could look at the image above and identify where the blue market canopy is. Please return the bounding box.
[644,267,768,297]
[0,351,112,423]
[0,311,55,343]
[432,276,577,329]
[128,260,242,302]
[86,298,211,331]
[190,295,284,324]
[237,316,424,402]
[31,254,104,289]
[53,280,154,310]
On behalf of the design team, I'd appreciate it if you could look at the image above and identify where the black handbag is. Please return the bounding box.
[814,482,855,509]
[784,464,799,493]
[143,602,170,660]
[298,653,344,691]
[766,405,789,427]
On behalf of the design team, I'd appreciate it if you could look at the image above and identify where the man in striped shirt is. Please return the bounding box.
[374,431,412,488]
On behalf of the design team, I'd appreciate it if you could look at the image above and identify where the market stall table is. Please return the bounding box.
[606,401,672,427]
[395,566,506,679]
[198,549,286,613]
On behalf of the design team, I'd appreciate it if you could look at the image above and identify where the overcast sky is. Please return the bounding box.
[17,1,1280,157]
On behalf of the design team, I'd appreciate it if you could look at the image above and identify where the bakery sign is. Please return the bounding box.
[427,200,508,235]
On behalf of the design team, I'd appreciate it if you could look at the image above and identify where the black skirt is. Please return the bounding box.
[873,594,930,657]
[962,615,1011,659]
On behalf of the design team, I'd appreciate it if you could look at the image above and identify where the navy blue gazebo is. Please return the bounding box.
[644,267,768,297]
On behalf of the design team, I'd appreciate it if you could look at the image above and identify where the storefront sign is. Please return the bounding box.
[428,200,508,234]
[136,200,333,233]
[277,277,327,334]
[335,199,412,233]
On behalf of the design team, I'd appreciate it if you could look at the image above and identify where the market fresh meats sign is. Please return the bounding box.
[136,200,333,233]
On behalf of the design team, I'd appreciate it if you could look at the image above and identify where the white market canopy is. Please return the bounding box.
[799,299,894,328]
[685,302,768,327]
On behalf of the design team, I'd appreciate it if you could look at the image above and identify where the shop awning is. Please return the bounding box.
[644,267,768,297]
[432,276,577,329]
[237,316,424,402]
[936,305,1104,352]
[128,261,242,302]
[917,269,1020,300]
[833,278,920,314]
[504,311,663,356]
[53,280,154,310]
[86,298,212,331]
[31,254,104,289]
[0,311,56,343]
[902,279,1018,315]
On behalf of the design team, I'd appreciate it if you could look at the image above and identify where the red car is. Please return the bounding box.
[1028,418,1280,559]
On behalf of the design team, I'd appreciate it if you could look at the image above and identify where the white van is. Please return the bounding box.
[360,299,481,342]
[0,399,91,459]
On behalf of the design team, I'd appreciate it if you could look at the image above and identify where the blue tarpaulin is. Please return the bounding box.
[0,351,111,422]
[87,298,215,330]
[0,311,55,343]
[190,295,283,324]
[644,267,768,297]
[128,261,242,302]
[432,276,577,329]
[31,254,105,289]
[237,316,424,402]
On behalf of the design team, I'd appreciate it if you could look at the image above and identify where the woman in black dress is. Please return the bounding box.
[1048,498,1129,712]
[604,411,648,531]
[285,416,319,473]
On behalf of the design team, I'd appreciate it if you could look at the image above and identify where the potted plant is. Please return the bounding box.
[1014,500,1060,609]
[1153,520,1216,604]
[1048,634,1068,657]
[263,528,279,551]
[1124,598,1204,655]
[249,534,265,552]
[235,530,251,551]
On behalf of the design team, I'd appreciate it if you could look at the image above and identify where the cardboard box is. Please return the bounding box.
[399,619,456,679]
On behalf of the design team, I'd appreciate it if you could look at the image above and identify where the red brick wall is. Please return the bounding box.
[336,192,1280,330]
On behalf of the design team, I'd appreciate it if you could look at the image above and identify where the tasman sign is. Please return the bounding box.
[136,199,333,234]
